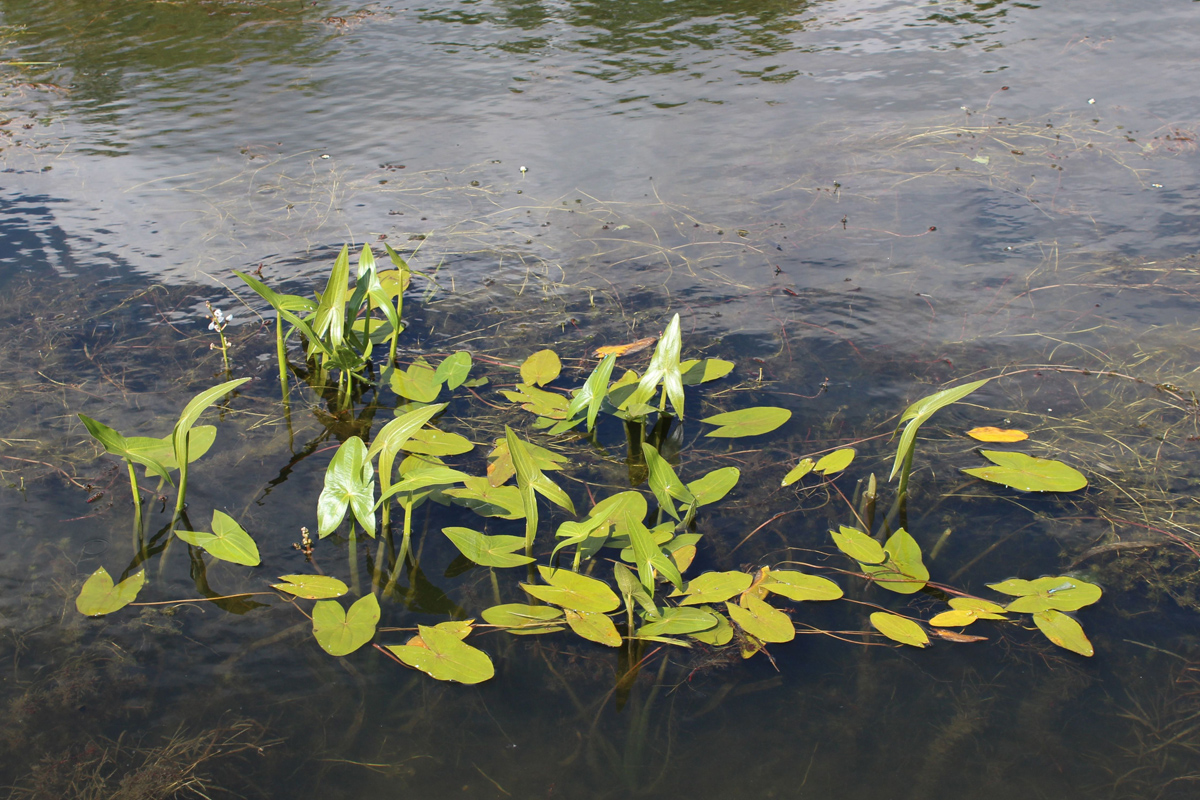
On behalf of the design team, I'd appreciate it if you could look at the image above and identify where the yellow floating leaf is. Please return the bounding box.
[593,337,657,358]
[966,426,1029,443]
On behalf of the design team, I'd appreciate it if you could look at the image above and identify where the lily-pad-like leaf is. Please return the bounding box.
[870,612,930,648]
[76,568,145,616]
[387,625,495,684]
[687,467,741,507]
[391,359,443,403]
[522,565,620,613]
[988,576,1102,612]
[702,407,792,438]
[520,349,562,386]
[863,528,929,595]
[272,574,349,599]
[442,527,534,568]
[176,510,261,567]
[638,607,718,637]
[964,450,1087,493]
[830,526,886,565]
[763,571,843,602]
[404,428,474,457]
[680,571,754,606]
[312,593,380,656]
[688,607,734,646]
[726,595,794,643]
[1033,610,1093,657]
[966,426,1028,443]
[434,351,473,390]
[781,458,815,487]
[481,603,564,635]
[443,477,526,520]
[680,358,735,385]
[930,598,1008,627]
[814,448,855,475]
[565,609,622,647]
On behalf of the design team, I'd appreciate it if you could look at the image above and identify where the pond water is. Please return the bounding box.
[3,0,1200,797]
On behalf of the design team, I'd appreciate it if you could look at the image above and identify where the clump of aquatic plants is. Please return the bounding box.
[73,246,1108,687]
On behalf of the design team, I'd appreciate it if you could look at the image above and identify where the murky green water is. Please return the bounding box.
[3,1,1200,797]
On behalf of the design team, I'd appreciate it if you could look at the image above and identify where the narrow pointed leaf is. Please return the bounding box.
[890,378,989,481]
[782,458,815,487]
[272,574,348,599]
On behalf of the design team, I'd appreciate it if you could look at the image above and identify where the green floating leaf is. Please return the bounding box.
[404,428,474,457]
[312,593,380,656]
[273,574,349,599]
[781,458,815,487]
[522,565,620,613]
[680,571,753,606]
[688,607,734,646]
[176,510,261,566]
[814,448,855,475]
[870,612,930,648]
[964,450,1087,493]
[988,576,1102,612]
[930,598,1007,627]
[1033,610,1093,657]
[863,528,929,595]
[481,603,564,635]
[726,595,794,643]
[434,351,473,390]
[76,568,145,616]
[388,625,495,684]
[443,477,526,520]
[520,349,562,386]
[442,527,534,568]
[638,607,718,637]
[830,526,886,565]
[501,384,570,419]
[391,359,442,403]
[702,407,792,438]
[680,358,735,385]
[763,570,843,602]
[565,609,622,647]
[686,467,740,507]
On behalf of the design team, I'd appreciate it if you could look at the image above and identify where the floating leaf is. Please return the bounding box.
[443,477,526,520]
[781,458,815,487]
[501,384,570,419]
[388,625,495,683]
[680,571,753,606]
[638,607,718,637]
[594,337,657,358]
[520,349,562,386]
[862,528,929,594]
[763,571,843,602]
[76,568,145,616]
[687,467,741,507]
[988,576,1102,612]
[830,526,886,565]
[176,510,261,567]
[929,629,988,643]
[486,437,567,487]
[702,407,791,438]
[814,448,855,475]
[312,593,380,656]
[726,595,794,643]
[522,565,620,613]
[442,527,534,568]
[688,608,734,646]
[565,609,622,647]
[272,574,349,599]
[931,598,1007,627]
[404,428,474,457]
[870,612,930,647]
[1033,610,1093,657]
[680,358,735,385]
[966,426,1028,443]
[481,603,564,635]
[391,359,442,403]
[434,351,473,390]
[964,450,1087,493]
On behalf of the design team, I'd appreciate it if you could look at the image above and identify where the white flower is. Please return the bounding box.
[208,322,217,331]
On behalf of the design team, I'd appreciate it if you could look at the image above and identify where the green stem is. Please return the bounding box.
[348,523,361,596]
[172,439,190,528]
[126,459,143,553]
[275,312,289,401]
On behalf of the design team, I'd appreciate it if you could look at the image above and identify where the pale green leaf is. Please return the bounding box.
[830,526,886,565]
[687,467,740,507]
[870,612,930,647]
[814,448,855,475]
[680,571,753,606]
[482,603,564,635]
[782,458,815,487]
[702,407,792,438]
[312,593,380,656]
[76,568,145,616]
[763,571,843,601]
[1033,610,1093,656]
[434,351,473,390]
[680,358,735,385]
[442,527,534,568]
[521,565,620,613]
[964,450,1087,492]
[726,595,794,643]
[272,574,348,599]
[175,510,260,566]
[520,349,562,386]
[891,379,989,481]
[387,625,495,683]
[638,607,718,637]
[565,609,622,647]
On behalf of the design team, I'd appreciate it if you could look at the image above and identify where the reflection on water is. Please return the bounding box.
[3,0,1200,797]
